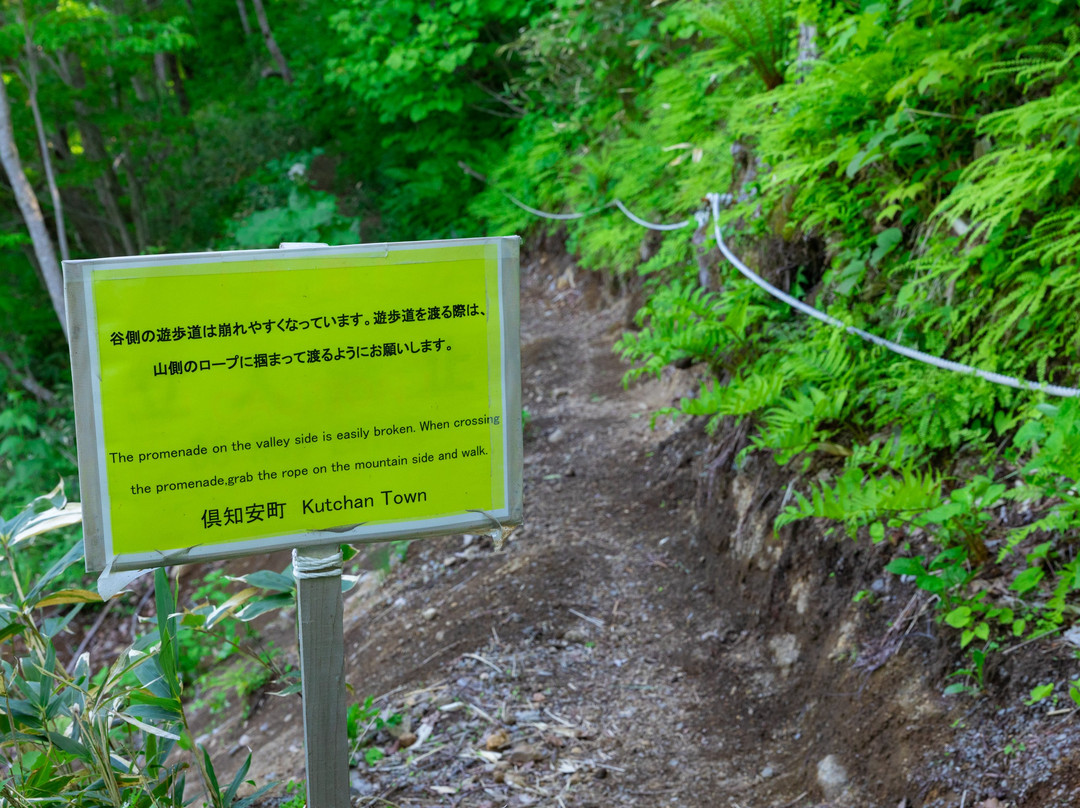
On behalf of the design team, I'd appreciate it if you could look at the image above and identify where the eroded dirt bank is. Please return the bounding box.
[172,245,1080,808]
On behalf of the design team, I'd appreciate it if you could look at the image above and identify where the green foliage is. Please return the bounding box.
[456,0,1080,700]
[325,0,541,235]
[0,488,275,807]
[699,0,789,90]
[220,151,360,249]
[281,780,306,808]
[346,695,402,767]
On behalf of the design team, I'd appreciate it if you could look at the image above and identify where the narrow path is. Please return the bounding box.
[199,250,794,806]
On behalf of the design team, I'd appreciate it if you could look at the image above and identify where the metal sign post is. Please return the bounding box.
[294,545,349,807]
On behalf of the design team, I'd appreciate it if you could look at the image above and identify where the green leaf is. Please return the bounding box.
[885,557,924,577]
[1026,683,1054,704]
[236,592,294,622]
[33,589,103,608]
[870,228,903,266]
[1010,567,1045,594]
[240,570,296,593]
[153,568,182,701]
[888,132,931,153]
[223,753,253,806]
[945,606,973,628]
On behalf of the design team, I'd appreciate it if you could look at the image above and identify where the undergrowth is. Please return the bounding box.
[457,0,1080,697]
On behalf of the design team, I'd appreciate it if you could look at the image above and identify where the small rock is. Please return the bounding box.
[760,765,775,779]
[817,754,849,801]
[531,692,547,703]
[237,733,251,747]
[422,607,438,621]
[442,555,459,567]
[508,743,546,764]
[486,728,511,751]
[398,731,418,748]
[564,628,589,643]
[544,733,566,749]
[463,534,476,547]
[349,773,375,796]
[768,633,801,672]
[547,428,564,444]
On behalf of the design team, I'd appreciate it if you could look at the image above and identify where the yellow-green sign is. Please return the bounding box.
[66,238,522,572]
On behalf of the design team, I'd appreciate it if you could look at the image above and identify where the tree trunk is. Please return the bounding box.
[250,0,294,84]
[166,54,191,115]
[236,0,251,36]
[26,88,69,263]
[64,52,136,256]
[0,75,67,339]
[20,7,70,262]
[120,149,149,253]
[797,23,818,82]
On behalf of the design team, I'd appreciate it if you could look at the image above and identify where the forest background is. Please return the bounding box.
[2,0,1080,796]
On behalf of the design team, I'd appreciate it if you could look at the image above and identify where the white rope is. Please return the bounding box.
[458,160,601,221]
[292,548,343,579]
[459,161,692,227]
[705,193,1080,398]
[611,199,691,231]
[463,160,1079,397]
[504,194,593,221]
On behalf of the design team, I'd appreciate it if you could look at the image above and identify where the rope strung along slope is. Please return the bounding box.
[460,162,1080,398]
[458,162,693,229]
[704,194,1080,398]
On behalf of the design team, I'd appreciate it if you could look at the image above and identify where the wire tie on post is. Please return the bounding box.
[292,548,344,580]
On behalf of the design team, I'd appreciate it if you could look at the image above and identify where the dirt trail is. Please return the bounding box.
[179,247,783,806]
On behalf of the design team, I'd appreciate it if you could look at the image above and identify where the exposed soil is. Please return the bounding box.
[78,242,1080,807]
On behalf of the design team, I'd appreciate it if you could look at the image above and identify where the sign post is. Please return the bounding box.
[294,545,349,807]
[65,237,522,802]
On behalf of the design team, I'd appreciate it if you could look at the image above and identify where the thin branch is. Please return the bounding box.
[469,79,527,116]
[0,351,58,405]
[468,103,523,120]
